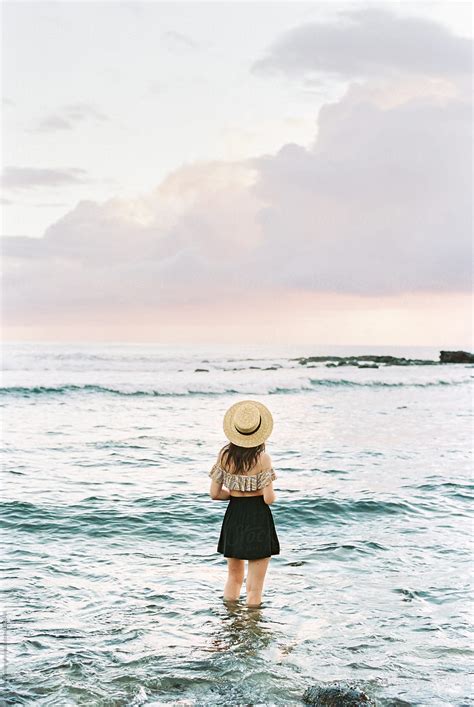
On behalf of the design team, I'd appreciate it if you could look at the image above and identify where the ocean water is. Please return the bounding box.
[1,342,473,707]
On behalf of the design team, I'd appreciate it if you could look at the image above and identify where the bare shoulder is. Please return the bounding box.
[259,451,273,470]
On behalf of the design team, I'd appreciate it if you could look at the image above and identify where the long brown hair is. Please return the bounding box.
[219,442,265,474]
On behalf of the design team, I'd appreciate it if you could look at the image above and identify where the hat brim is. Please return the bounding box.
[223,399,273,448]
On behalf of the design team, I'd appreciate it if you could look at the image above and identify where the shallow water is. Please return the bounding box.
[1,343,473,705]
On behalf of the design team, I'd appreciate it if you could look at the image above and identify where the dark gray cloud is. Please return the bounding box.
[29,102,109,133]
[1,166,89,190]
[253,7,472,81]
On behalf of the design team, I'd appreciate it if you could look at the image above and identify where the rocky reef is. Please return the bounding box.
[293,350,473,368]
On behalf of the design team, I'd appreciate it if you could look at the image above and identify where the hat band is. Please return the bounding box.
[234,416,262,436]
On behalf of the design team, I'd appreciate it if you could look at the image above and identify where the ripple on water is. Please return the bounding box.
[2,346,472,705]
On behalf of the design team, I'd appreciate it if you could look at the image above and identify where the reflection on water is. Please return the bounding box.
[209,599,272,656]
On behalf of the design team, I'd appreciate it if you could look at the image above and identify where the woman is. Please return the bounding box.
[208,399,280,607]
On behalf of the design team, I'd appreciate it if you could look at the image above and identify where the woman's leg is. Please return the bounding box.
[224,557,245,600]
[246,557,270,607]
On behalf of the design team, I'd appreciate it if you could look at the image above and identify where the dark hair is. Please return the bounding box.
[219,441,265,474]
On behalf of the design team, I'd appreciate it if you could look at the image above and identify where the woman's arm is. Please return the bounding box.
[262,452,276,505]
[209,452,230,500]
[263,480,276,505]
[210,479,230,501]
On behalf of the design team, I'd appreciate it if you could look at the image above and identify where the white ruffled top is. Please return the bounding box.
[208,461,277,492]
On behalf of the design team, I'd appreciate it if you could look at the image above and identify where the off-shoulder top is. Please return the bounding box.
[208,461,277,492]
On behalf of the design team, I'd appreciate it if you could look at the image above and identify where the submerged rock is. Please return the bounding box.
[303,683,376,706]
[439,350,474,363]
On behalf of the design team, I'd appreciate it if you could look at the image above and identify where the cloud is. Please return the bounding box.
[248,83,472,295]
[1,166,89,191]
[162,30,211,52]
[252,7,472,81]
[1,161,264,319]
[29,103,109,133]
[2,9,472,327]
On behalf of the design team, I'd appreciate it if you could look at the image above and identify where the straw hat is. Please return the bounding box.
[223,399,273,448]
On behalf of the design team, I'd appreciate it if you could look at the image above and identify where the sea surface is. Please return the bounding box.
[1,342,473,706]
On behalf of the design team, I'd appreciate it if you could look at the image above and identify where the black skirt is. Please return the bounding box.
[217,495,280,560]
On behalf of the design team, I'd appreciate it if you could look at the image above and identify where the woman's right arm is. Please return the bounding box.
[208,455,230,501]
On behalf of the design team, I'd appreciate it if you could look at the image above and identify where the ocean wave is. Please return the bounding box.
[309,378,469,388]
[0,377,469,398]
[0,498,223,540]
[406,481,474,501]
[273,497,424,526]
[0,494,425,541]
[0,384,241,398]
[312,540,388,554]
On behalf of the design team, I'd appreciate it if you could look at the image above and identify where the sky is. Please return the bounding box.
[1,0,472,346]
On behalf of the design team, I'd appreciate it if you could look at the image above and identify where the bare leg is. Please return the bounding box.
[224,558,245,601]
[246,557,270,607]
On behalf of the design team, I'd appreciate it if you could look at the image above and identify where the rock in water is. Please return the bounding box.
[303,683,376,706]
[439,350,474,363]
